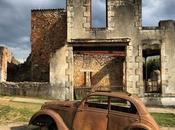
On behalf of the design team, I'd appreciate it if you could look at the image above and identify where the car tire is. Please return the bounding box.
[39,123,57,130]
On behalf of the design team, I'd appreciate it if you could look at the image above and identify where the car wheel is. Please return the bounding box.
[39,123,57,130]
[48,123,57,130]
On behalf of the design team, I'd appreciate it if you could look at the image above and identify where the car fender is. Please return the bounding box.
[128,123,152,130]
[29,109,69,130]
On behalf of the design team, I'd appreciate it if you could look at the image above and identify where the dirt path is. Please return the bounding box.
[0,123,28,130]
[0,123,40,130]
[147,107,175,114]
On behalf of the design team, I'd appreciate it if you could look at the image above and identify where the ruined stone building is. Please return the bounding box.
[0,0,175,106]
[0,47,12,82]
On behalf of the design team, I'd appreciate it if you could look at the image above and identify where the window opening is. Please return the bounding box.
[143,55,161,93]
[91,0,107,28]
[85,95,109,109]
[110,97,137,114]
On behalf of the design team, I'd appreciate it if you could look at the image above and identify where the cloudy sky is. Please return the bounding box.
[0,0,175,62]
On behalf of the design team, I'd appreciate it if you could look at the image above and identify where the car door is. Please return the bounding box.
[73,95,109,130]
[108,97,139,130]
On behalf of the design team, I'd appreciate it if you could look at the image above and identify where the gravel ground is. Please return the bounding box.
[0,123,28,130]
[147,107,175,114]
[0,123,39,130]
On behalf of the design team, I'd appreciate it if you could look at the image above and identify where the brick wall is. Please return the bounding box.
[31,9,67,82]
[74,53,124,89]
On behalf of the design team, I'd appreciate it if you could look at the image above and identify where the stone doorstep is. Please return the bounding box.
[0,122,28,130]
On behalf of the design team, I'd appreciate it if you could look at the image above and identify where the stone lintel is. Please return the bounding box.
[70,38,131,44]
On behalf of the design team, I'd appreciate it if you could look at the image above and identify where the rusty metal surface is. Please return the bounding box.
[29,109,69,130]
[73,108,108,130]
[43,100,80,108]
[29,91,160,130]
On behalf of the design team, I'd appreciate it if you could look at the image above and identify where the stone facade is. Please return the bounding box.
[141,21,175,97]
[50,45,74,100]
[31,9,67,82]
[5,0,173,105]
[29,0,175,104]
[0,47,12,82]
[67,0,142,95]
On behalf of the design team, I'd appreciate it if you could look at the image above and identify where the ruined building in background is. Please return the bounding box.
[0,0,175,106]
[0,47,13,82]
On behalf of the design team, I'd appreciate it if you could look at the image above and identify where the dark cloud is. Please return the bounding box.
[0,0,66,62]
[158,1,175,17]
[0,0,174,62]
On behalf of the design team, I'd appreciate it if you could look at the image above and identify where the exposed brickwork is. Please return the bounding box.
[31,9,67,81]
[73,53,124,89]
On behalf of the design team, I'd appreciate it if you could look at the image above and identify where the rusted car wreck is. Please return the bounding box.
[29,91,160,130]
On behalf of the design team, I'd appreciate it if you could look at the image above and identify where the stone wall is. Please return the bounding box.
[50,45,74,100]
[0,82,50,98]
[31,9,67,82]
[142,96,175,107]
[160,20,175,96]
[28,1,175,103]
[0,47,12,82]
[73,53,124,89]
[141,27,162,40]
[67,0,142,41]
[67,0,143,95]
[141,20,175,96]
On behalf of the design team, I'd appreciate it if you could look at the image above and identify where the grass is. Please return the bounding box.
[0,100,175,127]
[151,113,175,127]
[0,101,41,124]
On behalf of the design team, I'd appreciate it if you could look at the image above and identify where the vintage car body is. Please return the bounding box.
[29,92,160,130]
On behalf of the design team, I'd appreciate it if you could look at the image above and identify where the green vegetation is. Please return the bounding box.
[151,113,175,127]
[0,100,175,127]
[143,56,160,79]
[0,102,41,124]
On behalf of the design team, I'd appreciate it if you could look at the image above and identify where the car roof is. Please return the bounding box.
[89,91,148,115]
